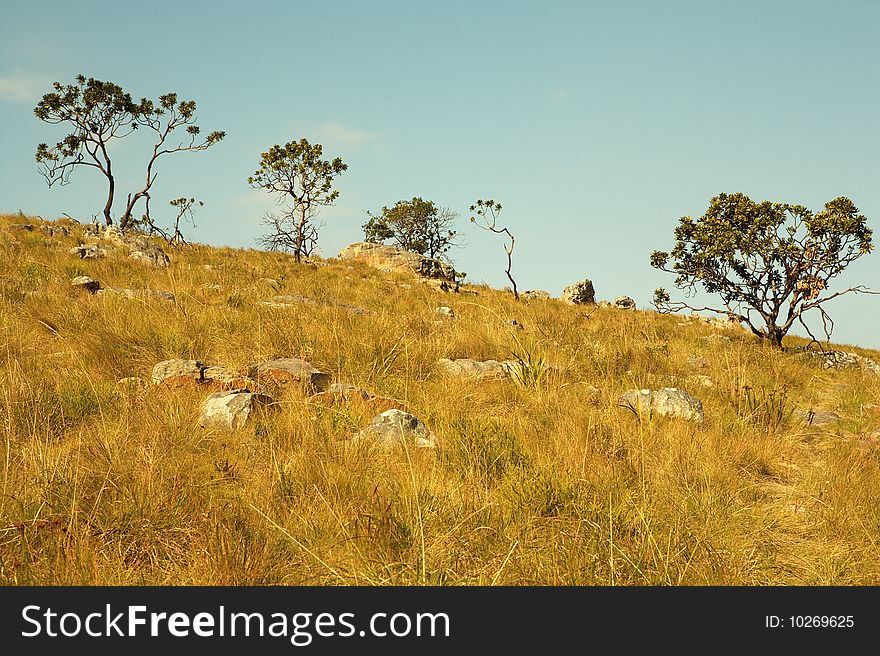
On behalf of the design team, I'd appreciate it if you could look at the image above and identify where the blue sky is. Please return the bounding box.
[2,0,878,348]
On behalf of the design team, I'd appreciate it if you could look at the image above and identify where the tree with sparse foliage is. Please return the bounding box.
[363,196,460,260]
[470,198,519,300]
[651,192,875,348]
[34,74,224,228]
[248,138,347,262]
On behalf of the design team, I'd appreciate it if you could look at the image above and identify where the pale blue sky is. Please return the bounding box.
[2,0,878,348]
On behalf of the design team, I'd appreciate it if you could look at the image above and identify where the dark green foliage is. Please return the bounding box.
[651,192,875,347]
[34,74,224,228]
[363,197,459,260]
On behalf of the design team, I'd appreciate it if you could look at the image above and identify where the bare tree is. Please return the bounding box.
[470,198,519,300]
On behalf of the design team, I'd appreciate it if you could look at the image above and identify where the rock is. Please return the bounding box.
[350,409,436,449]
[703,335,732,343]
[259,278,280,289]
[202,366,255,390]
[199,389,275,430]
[71,276,100,294]
[437,306,455,318]
[69,244,108,259]
[40,224,70,237]
[522,290,551,301]
[152,359,207,387]
[561,279,595,305]
[618,388,704,422]
[794,348,880,376]
[792,409,841,426]
[268,294,319,306]
[612,296,636,310]
[338,241,462,283]
[129,249,170,267]
[98,288,175,302]
[248,358,331,392]
[507,319,524,330]
[437,358,516,380]
[200,264,214,271]
[7,224,35,232]
[688,375,714,388]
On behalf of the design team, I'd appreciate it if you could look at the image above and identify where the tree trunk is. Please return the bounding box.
[294,209,305,263]
[103,173,115,226]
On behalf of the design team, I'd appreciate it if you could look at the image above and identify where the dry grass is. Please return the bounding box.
[1,212,879,585]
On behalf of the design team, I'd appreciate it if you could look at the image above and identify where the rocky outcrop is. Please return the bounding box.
[561,279,595,305]
[199,389,275,430]
[350,409,436,449]
[338,242,461,283]
[795,348,880,376]
[618,388,704,422]
[202,366,255,390]
[792,408,841,426]
[248,358,331,392]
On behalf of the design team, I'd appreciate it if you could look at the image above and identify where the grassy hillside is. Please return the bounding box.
[1,213,879,585]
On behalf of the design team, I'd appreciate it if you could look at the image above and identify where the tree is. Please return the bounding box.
[248,138,347,263]
[135,197,203,245]
[34,75,225,228]
[650,192,875,348]
[470,198,519,300]
[363,197,460,260]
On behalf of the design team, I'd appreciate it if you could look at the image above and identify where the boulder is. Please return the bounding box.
[795,348,880,376]
[437,358,516,380]
[350,409,436,449]
[152,359,207,387]
[792,409,841,426]
[71,276,100,294]
[248,358,331,392]
[612,296,636,310]
[436,306,456,318]
[199,389,275,430]
[69,244,108,259]
[618,387,704,422]
[561,279,595,305]
[338,241,461,283]
[522,290,551,301]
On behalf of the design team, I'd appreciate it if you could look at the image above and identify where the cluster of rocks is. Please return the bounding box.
[598,296,636,310]
[147,357,432,449]
[71,276,175,302]
[70,225,170,267]
[562,279,595,305]
[338,242,461,284]
[794,347,880,376]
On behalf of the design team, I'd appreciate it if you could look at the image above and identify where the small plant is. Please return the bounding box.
[734,382,793,429]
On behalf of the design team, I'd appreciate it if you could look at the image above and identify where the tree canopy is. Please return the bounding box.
[363,197,459,260]
[248,138,347,262]
[651,192,875,348]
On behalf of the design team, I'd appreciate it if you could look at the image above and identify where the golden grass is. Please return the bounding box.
[1,213,879,585]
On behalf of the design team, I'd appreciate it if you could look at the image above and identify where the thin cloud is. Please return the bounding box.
[315,122,380,149]
[0,71,49,102]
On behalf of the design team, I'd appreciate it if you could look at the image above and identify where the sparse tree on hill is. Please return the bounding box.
[248,138,347,262]
[470,198,519,300]
[136,197,203,245]
[363,196,460,260]
[34,75,224,228]
[651,192,876,348]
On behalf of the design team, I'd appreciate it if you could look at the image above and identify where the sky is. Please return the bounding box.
[1,0,878,348]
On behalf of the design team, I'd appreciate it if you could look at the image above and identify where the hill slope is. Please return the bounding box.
[2,213,879,585]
